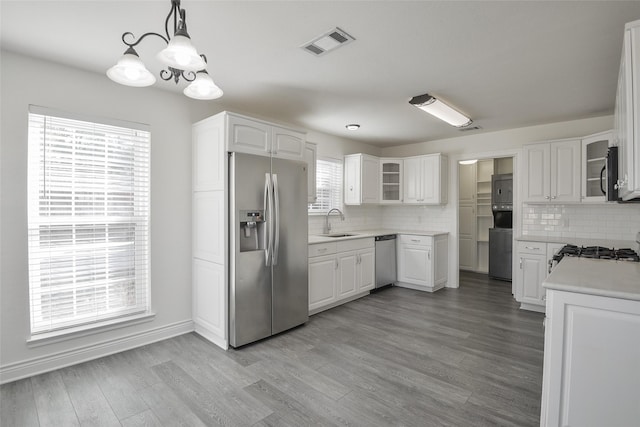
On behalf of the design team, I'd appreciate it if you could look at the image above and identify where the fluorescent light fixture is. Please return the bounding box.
[459,159,478,165]
[409,93,472,128]
[345,124,360,130]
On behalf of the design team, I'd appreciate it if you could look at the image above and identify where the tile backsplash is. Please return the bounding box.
[308,205,383,235]
[521,203,640,241]
[308,204,453,235]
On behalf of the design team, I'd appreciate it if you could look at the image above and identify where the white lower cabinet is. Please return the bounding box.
[541,289,640,426]
[516,241,564,312]
[396,234,448,292]
[308,238,375,314]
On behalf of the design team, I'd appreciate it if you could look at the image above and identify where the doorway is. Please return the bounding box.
[458,156,514,279]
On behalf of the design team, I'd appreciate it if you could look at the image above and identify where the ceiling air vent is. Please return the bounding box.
[301,27,355,57]
[458,125,482,132]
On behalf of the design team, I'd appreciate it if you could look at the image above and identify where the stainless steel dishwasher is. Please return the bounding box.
[375,234,397,288]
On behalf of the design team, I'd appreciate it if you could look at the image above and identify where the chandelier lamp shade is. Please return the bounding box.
[106,0,222,100]
[409,93,472,128]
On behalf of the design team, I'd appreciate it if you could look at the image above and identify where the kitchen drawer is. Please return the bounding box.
[337,237,374,253]
[398,234,432,246]
[309,242,337,257]
[517,241,546,255]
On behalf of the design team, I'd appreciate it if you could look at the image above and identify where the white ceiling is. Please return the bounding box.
[3,1,640,147]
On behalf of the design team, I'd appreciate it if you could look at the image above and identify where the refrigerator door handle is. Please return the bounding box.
[272,174,280,266]
[264,173,273,266]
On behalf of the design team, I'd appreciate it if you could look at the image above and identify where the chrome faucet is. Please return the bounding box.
[324,208,344,234]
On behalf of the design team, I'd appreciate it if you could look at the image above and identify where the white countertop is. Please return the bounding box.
[516,235,637,249]
[543,257,640,301]
[308,229,448,244]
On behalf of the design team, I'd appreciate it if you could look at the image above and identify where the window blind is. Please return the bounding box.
[27,108,150,335]
[309,158,343,213]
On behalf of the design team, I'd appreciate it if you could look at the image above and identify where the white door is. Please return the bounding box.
[519,253,546,305]
[304,142,317,203]
[403,157,422,203]
[458,205,476,271]
[227,115,271,155]
[421,155,438,204]
[523,144,550,202]
[344,155,361,205]
[337,251,358,299]
[459,162,477,203]
[398,243,430,287]
[309,255,337,311]
[357,249,375,292]
[361,156,380,204]
[551,140,581,202]
[271,126,304,160]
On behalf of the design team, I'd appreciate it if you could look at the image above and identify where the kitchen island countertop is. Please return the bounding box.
[543,257,640,301]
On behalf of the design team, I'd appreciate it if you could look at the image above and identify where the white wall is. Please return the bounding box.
[0,51,196,382]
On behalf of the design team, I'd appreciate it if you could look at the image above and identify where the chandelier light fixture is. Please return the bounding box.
[107,0,223,100]
[409,93,472,127]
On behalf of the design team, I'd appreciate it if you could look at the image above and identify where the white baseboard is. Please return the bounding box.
[395,281,445,293]
[0,319,194,384]
[309,291,370,316]
[193,324,228,350]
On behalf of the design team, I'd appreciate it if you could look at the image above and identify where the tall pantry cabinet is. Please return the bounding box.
[191,112,307,350]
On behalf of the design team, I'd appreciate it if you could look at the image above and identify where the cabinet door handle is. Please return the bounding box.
[318,248,327,253]
[411,239,420,243]
[545,196,550,199]
[519,257,523,269]
[551,195,557,199]
[428,250,431,261]
[548,259,553,274]
[335,259,339,269]
[525,246,540,250]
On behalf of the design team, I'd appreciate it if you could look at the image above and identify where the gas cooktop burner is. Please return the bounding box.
[554,245,640,263]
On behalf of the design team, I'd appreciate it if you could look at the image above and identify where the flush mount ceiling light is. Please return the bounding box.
[459,159,478,165]
[345,124,360,130]
[409,93,472,128]
[107,0,223,100]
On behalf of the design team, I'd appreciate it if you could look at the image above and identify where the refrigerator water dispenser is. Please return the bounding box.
[239,210,265,252]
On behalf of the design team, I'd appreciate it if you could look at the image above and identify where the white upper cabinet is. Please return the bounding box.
[344,154,380,205]
[226,113,305,160]
[403,154,448,205]
[523,139,581,203]
[614,20,640,201]
[581,131,612,203]
[272,126,305,160]
[379,158,403,203]
[304,142,317,203]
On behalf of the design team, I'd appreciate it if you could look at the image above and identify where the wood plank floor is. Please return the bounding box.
[1,272,545,426]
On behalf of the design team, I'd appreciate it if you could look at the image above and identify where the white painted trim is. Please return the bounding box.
[27,312,156,347]
[395,282,445,293]
[0,320,194,384]
[450,149,521,292]
[308,291,370,315]
[194,324,229,350]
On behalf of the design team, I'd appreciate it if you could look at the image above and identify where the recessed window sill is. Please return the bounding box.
[26,312,156,348]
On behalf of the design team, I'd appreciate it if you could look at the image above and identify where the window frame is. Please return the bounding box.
[308,156,344,215]
[26,105,151,339]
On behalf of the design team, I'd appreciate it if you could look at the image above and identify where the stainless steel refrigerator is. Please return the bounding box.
[229,152,309,347]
